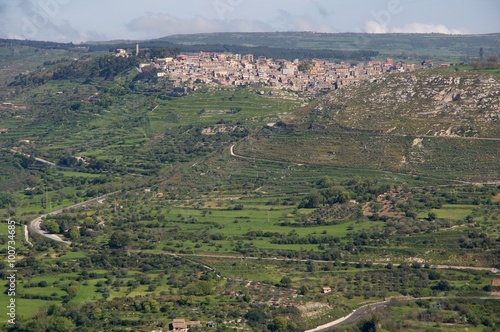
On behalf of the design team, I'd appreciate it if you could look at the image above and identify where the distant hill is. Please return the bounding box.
[158,32,500,62]
[3,32,499,63]
[0,38,377,62]
[4,32,499,65]
[235,67,500,183]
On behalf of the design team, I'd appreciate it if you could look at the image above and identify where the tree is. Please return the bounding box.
[245,307,267,327]
[197,281,214,295]
[299,189,322,208]
[272,316,288,331]
[93,308,102,320]
[486,55,499,69]
[69,227,80,240]
[0,192,16,209]
[66,281,80,299]
[185,281,213,296]
[428,211,437,221]
[360,315,380,332]
[317,176,333,188]
[20,154,36,168]
[48,317,76,332]
[432,280,452,292]
[298,62,312,72]
[147,299,160,313]
[306,260,318,272]
[405,209,417,218]
[428,270,441,280]
[0,192,16,208]
[109,231,131,248]
[67,285,79,298]
[43,220,60,234]
[81,217,95,228]
[279,276,292,288]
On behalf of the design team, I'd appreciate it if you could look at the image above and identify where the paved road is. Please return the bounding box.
[10,149,58,167]
[230,137,500,186]
[305,296,500,332]
[8,149,149,177]
[432,264,499,274]
[28,192,119,244]
[171,247,500,330]
[230,144,302,165]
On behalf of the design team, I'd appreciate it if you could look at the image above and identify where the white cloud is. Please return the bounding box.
[125,11,336,38]
[365,21,467,34]
[125,12,272,37]
[391,23,467,34]
[273,9,335,33]
[365,21,388,34]
[6,18,106,43]
[0,0,106,42]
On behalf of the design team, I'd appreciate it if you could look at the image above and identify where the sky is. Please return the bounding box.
[0,0,498,43]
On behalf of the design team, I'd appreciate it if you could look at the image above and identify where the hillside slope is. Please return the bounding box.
[236,68,500,183]
[284,68,500,137]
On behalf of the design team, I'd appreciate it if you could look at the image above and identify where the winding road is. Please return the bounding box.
[166,252,498,331]
[28,192,119,244]
[305,296,500,332]
[9,149,58,167]
[230,144,303,165]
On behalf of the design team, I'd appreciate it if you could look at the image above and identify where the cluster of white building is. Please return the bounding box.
[128,50,423,95]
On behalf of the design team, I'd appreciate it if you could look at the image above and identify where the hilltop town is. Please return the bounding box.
[118,45,434,95]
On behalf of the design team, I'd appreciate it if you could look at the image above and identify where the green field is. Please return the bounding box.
[418,205,474,220]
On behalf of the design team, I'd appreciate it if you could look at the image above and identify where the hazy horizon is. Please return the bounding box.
[0,0,498,43]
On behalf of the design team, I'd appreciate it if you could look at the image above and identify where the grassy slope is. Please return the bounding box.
[1,76,303,171]
[235,68,500,183]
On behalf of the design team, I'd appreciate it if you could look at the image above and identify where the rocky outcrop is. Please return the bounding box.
[285,70,500,138]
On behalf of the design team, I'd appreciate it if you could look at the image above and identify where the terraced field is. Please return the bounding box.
[236,68,500,183]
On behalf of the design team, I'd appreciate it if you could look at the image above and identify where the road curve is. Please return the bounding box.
[305,296,500,332]
[9,149,58,167]
[230,144,253,160]
[28,192,119,244]
[229,140,499,186]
